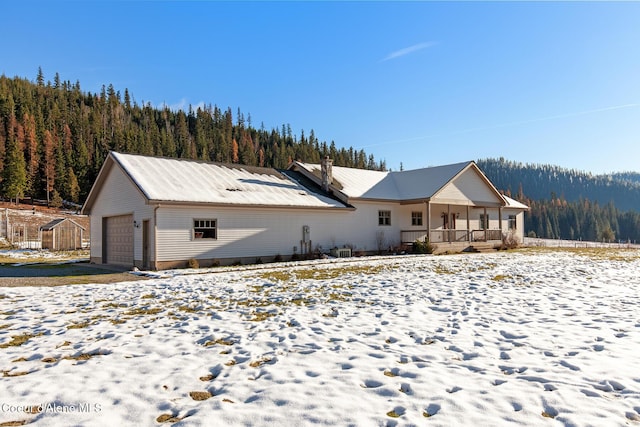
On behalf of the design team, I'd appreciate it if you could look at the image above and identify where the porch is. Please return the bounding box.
[401,229,504,244]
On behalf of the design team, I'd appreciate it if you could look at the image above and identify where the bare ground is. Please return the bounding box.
[0,262,149,287]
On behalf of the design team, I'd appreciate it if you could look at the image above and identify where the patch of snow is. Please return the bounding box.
[1,250,639,426]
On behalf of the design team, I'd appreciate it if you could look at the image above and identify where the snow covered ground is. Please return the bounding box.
[1,249,639,426]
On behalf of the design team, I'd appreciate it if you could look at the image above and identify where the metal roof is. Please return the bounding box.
[293,161,479,201]
[39,218,86,231]
[106,152,349,209]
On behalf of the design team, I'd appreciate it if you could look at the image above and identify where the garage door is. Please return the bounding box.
[104,215,133,266]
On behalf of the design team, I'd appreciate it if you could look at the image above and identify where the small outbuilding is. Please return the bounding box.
[40,218,86,251]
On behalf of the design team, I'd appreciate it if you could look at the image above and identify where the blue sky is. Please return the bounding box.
[2,1,639,173]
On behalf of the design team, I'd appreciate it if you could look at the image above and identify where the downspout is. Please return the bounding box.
[153,204,160,270]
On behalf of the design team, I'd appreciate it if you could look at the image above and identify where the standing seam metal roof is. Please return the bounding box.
[110,152,349,208]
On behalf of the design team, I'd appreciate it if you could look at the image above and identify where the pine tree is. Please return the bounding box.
[42,129,56,206]
[2,138,27,203]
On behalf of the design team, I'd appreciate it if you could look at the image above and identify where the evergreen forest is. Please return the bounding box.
[0,70,385,207]
[1,71,639,242]
[478,158,640,242]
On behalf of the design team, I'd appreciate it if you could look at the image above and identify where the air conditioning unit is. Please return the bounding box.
[330,248,352,258]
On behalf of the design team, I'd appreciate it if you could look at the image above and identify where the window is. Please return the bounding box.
[411,211,423,226]
[442,213,456,229]
[479,214,489,229]
[508,215,517,230]
[193,219,217,239]
[378,210,391,226]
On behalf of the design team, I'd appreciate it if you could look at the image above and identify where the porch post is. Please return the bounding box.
[466,205,471,242]
[425,201,431,242]
[498,207,503,237]
[483,207,487,241]
[447,204,452,243]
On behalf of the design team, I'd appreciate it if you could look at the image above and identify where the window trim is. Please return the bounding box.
[411,211,423,226]
[378,210,391,226]
[479,214,489,230]
[193,218,217,240]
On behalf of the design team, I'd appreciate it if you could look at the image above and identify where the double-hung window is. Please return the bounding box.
[411,211,423,226]
[378,210,391,226]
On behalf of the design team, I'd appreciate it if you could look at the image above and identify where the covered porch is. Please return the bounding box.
[400,201,506,246]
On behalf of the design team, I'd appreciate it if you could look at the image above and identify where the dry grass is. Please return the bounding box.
[522,246,640,262]
[0,419,31,426]
[2,370,32,377]
[189,391,212,401]
[156,413,184,423]
[123,307,163,316]
[0,332,43,348]
[0,250,89,265]
[63,350,109,361]
[256,264,388,283]
[67,321,91,329]
[203,338,234,347]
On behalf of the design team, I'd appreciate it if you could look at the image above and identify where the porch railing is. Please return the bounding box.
[430,230,470,243]
[401,230,429,243]
[471,229,503,242]
[402,229,504,244]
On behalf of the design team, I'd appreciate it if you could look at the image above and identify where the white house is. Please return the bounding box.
[81,152,528,269]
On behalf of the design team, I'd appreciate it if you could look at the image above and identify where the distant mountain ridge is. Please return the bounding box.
[476,158,640,213]
[610,172,640,187]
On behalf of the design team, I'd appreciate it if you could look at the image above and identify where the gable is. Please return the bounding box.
[433,166,504,206]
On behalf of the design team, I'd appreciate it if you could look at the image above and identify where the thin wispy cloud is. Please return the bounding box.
[358,103,640,149]
[381,41,437,62]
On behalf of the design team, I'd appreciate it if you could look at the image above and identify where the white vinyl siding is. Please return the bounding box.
[155,201,402,262]
[435,168,503,206]
[88,165,154,265]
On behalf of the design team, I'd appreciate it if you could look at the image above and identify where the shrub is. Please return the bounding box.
[413,239,434,254]
[500,232,520,250]
[187,258,199,269]
[273,254,283,263]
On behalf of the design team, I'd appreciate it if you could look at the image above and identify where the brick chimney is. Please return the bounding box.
[321,156,333,192]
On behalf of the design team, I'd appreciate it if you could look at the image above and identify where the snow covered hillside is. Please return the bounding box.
[1,250,639,426]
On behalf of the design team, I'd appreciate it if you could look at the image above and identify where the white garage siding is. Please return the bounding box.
[88,165,155,266]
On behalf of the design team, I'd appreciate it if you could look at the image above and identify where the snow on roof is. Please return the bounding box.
[39,218,86,231]
[503,195,530,209]
[295,161,472,200]
[111,152,347,208]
